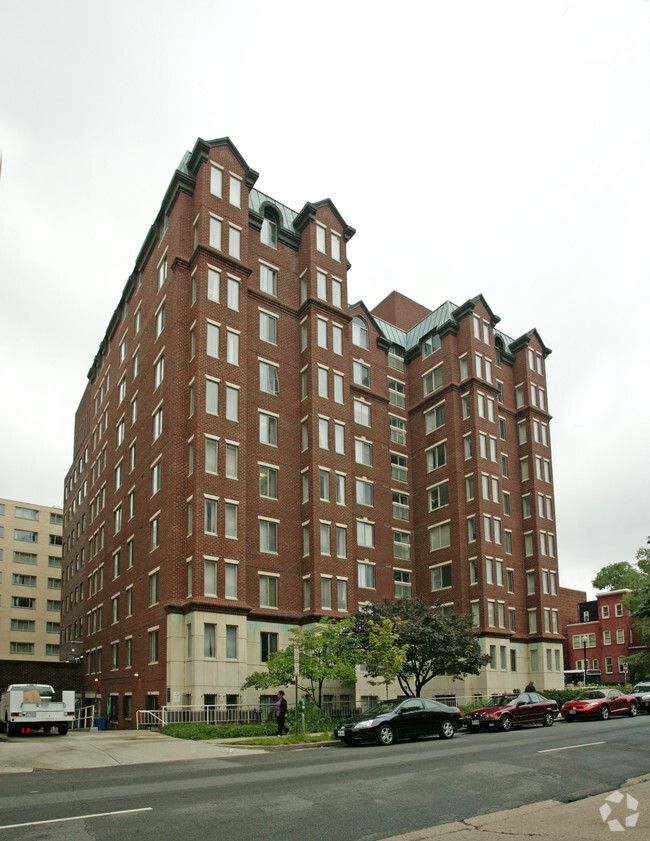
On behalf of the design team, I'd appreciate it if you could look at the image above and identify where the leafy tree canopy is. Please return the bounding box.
[353,598,489,697]
[241,618,359,707]
[362,617,409,698]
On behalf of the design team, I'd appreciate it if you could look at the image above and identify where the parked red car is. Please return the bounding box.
[561,688,638,721]
[464,692,558,732]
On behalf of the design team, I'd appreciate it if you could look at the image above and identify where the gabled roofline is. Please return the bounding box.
[187,137,259,189]
[452,294,501,327]
[294,199,356,241]
[510,328,552,357]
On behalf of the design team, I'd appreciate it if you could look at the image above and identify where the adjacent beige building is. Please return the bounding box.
[0,497,63,662]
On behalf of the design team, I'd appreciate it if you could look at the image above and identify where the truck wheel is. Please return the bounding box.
[7,723,19,738]
[58,725,68,736]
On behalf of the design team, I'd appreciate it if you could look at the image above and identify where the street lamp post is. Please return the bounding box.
[582,634,589,686]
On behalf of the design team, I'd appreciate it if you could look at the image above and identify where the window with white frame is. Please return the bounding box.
[259,360,279,395]
[429,521,451,551]
[259,519,278,553]
[357,562,375,589]
[259,574,278,608]
[426,441,446,471]
[260,263,277,296]
[353,360,370,387]
[430,562,451,591]
[356,520,374,548]
[260,310,277,344]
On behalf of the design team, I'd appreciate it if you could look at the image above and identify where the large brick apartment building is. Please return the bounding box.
[61,137,564,726]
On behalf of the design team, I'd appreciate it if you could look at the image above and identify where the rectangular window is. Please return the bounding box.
[207,266,220,302]
[354,399,371,426]
[224,562,238,598]
[259,361,279,395]
[353,360,370,388]
[210,163,223,197]
[391,453,408,482]
[430,563,452,591]
[208,213,222,250]
[393,530,410,560]
[224,502,238,539]
[260,264,277,296]
[261,631,278,662]
[355,439,373,466]
[204,559,217,597]
[260,311,277,344]
[225,625,238,659]
[392,491,409,520]
[428,481,449,511]
[337,578,347,611]
[259,574,279,608]
[252,459,278,502]
[320,576,332,609]
[429,521,451,551]
[388,378,406,407]
[394,570,411,599]
[426,441,447,471]
[336,525,347,558]
[425,402,445,433]
[356,520,375,548]
[227,330,240,365]
[389,416,406,445]
[259,519,278,553]
[357,562,375,589]
[259,412,278,446]
[204,498,217,535]
[204,623,216,658]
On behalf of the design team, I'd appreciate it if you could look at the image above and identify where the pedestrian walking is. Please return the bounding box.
[524,681,536,693]
[276,690,289,735]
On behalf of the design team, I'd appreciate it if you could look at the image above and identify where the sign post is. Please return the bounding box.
[294,646,299,731]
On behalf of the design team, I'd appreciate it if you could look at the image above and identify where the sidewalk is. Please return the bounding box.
[380,775,649,841]
[0,728,265,773]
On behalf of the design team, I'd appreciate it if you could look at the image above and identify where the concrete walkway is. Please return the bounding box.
[0,728,264,772]
[380,776,649,841]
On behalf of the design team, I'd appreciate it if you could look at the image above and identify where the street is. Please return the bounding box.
[1,716,649,841]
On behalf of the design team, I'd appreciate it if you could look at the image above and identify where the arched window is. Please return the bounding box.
[352,316,369,350]
[494,337,504,367]
[261,207,279,248]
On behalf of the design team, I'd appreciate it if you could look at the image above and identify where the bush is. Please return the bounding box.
[287,703,337,734]
[161,722,277,740]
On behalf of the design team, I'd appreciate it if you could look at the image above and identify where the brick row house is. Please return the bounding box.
[60,137,565,726]
[565,590,645,684]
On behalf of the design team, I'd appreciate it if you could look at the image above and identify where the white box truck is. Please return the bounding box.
[1,684,75,736]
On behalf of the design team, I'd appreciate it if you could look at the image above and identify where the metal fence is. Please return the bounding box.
[72,704,96,729]
[136,704,268,730]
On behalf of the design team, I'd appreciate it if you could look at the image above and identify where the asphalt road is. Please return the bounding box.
[1,715,649,841]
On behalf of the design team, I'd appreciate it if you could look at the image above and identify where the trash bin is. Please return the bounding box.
[93,717,107,731]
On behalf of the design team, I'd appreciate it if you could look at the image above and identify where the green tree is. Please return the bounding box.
[362,618,409,698]
[592,548,650,683]
[353,598,489,697]
[591,561,645,592]
[241,618,360,707]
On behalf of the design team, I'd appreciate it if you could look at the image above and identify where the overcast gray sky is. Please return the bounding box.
[1,0,648,597]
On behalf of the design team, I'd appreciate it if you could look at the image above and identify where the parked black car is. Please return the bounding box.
[335,697,461,746]
[630,682,650,713]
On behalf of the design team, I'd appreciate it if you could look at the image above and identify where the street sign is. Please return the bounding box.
[294,645,299,677]
[623,663,628,673]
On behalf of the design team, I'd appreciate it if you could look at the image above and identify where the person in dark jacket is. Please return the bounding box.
[524,681,536,693]
[275,690,289,735]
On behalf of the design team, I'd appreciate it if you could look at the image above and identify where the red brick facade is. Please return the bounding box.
[61,138,565,726]
[565,590,644,683]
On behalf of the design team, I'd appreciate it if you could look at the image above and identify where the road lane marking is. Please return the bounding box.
[0,807,153,830]
[538,741,606,753]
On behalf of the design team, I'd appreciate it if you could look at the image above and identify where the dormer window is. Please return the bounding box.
[261,207,279,248]
[352,316,369,350]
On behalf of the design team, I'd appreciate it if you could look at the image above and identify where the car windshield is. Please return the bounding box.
[575,691,605,700]
[633,684,650,692]
[489,695,518,707]
[363,700,402,716]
